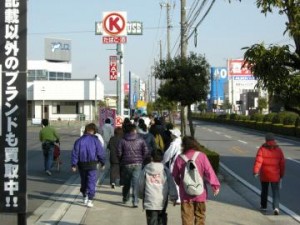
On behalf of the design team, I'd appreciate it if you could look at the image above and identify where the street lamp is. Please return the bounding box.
[41,86,45,119]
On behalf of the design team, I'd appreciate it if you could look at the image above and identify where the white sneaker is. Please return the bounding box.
[45,170,52,176]
[83,196,88,205]
[274,208,279,215]
[87,200,93,208]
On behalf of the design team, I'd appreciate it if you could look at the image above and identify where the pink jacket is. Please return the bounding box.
[172,149,220,202]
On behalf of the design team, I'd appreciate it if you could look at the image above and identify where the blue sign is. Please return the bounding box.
[210,67,227,105]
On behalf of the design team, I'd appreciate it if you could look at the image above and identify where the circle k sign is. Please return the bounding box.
[102,11,127,36]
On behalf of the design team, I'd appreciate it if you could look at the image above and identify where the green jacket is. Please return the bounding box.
[39,126,59,142]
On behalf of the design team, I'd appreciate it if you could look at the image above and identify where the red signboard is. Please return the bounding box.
[228,59,252,76]
[109,56,118,80]
[102,36,127,44]
[124,83,129,94]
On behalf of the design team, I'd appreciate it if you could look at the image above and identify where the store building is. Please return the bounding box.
[27,79,104,122]
[27,37,105,123]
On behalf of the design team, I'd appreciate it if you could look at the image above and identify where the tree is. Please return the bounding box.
[152,97,177,123]
[153,52,210,137]
[221,99,232,112]
[198,102,207,113]
[236,0,300,114]
[257,97,268,114]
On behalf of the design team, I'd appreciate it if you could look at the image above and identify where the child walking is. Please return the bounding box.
[138,150,178,225]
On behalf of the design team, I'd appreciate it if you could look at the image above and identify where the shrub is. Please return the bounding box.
[263,113,277,123]
[200,147,219,174]
[239,115,249,121]
[230,113,238,120]
[283,113,299,126]
[272,111,299,125]
[272,113,285,124]
[250,113,264,122]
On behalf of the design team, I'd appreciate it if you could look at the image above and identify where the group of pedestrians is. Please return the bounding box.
[106,116,220,225]
[39,117,286,224]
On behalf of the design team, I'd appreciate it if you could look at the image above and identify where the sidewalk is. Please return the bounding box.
[27,165,299,225]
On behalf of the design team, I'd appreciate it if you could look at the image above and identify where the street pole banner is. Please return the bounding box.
[0,0,27,213]
[109,56,118,80]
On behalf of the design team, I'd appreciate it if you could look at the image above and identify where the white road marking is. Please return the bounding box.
[220,162,300,223]
[287,157,300,165]
[224,135,232,139]
[238,140,247,144]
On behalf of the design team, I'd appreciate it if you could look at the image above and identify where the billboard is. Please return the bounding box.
[227,59,257,109]
[210,67,228,104]
[228,59,252,76]
[44,38,71,62]
[0,1,27,213]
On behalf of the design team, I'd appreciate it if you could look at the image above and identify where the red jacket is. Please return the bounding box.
[253,140,285,182]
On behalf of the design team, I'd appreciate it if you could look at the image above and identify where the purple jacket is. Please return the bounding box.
[71,134,105,170]
[172,149,220,202]
[117,133,148,166]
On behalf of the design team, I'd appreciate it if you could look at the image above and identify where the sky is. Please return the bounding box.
[28,0,294,93]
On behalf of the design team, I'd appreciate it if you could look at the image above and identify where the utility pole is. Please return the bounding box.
[180,0,187,135]
[181,0,187,61]
[160,1,172,60]
[117,44,124,117]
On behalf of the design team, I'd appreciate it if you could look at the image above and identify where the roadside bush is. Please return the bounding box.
[283,112,299,126]
[272,111,299,125]
[263,113,277,123]
[250,113,264,122]
[272,112,286,124]
[238,115,249,121]
[230,113,238,120]
[200,146,219,174]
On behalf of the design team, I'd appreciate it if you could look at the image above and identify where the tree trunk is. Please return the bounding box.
[180,105,186,135]
[187,104,195,138]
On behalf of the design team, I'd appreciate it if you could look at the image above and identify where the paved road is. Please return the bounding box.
[193,120,300,220]
[1,122,83,224]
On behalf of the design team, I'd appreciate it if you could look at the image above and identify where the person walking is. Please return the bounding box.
[117,123,148,207]
[163,128,182,172]
[253,133,285,215]
[138,123,157,156]
[39,119,60,176]
[172,136,220,225]
[163,128,182,204]
[107,127,123,189]
[138,150,178,225]
[101,118,114,150]
[71,123,106,208]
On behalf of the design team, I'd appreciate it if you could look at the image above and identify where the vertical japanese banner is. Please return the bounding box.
[109,55,117,80]
[0,0,27,213]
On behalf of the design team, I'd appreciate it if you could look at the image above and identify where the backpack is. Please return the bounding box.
[179,152,204,196]
[155,134,165,152]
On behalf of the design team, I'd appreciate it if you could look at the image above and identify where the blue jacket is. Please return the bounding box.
[71,134,105,170]
[117,133,148,166]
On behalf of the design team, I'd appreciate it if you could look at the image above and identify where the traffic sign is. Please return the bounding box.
[102,12,127,36]
[115,115,123,127]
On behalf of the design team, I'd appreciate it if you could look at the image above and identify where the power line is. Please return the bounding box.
[187,0,216,41]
